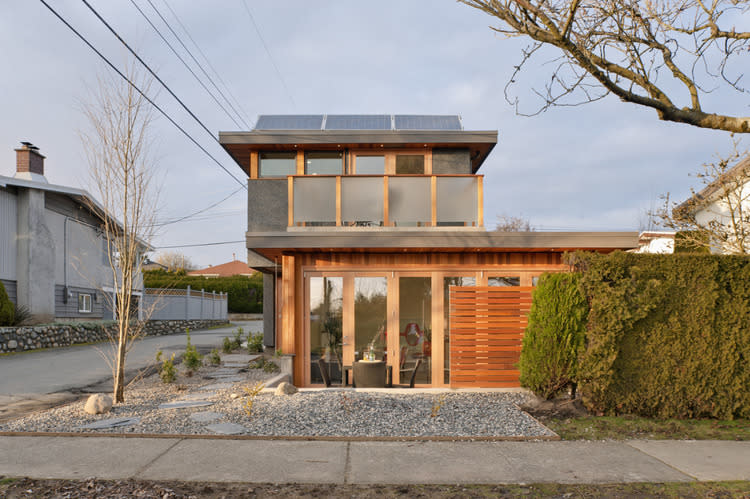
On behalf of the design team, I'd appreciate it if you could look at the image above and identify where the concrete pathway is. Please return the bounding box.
[0,321,261,422]
[0,436,747,484]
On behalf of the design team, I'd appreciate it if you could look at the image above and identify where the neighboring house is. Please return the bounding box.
[634,231,675,254]
[187,258,255,278]
[142,258,168,271]
[219,114,638,388]
[0,142,144,323]
[675,154,750,254]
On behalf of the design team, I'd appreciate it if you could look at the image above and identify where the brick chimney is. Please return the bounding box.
[14,142,47,183]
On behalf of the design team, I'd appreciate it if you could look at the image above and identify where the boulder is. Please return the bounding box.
[274,382,298,396]
[84,393,113,415]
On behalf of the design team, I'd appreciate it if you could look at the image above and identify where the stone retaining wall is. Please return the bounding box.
[0,319,229,353]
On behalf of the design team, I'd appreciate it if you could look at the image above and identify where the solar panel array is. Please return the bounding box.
[254,114,463,131]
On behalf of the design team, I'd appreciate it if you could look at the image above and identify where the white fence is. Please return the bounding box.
[143,286,228,321]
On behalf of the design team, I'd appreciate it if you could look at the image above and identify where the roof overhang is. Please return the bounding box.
[245,230,639,262]
[219,130,498,175]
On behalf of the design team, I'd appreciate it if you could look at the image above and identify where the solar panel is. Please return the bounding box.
[255,115,324,130]
[394,115,462,130]
[325,114,391,130]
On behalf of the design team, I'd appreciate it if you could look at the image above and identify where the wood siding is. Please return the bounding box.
[449,286,533,388]
[294,251,563,269]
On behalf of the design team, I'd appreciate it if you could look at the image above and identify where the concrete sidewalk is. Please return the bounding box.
[0,436,747,484]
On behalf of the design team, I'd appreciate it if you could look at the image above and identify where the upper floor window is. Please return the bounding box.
[354,155,385,174]
[259,152,296,178]
[396,154,425,174]
[305,152,343,175]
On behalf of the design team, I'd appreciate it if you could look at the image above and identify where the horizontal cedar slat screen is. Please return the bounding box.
[449,286,533,388]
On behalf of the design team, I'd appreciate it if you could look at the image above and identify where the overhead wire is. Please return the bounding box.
[128,0,245,129]
[146,0,251,129]
[241,0,296,109]
[156,240,245,249]
[159,0,254,127]
[38,0,247,189]
[150,185,245,227]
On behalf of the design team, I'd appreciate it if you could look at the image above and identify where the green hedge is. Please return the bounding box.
[519,273,587,399]
[568,252,750,419]
[0,281,14,326]
[144,270,263,314]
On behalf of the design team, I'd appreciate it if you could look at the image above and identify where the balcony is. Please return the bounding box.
[287,175,483,228]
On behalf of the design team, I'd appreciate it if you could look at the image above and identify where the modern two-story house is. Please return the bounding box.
[0,142,144,323]
[220,115,637,388]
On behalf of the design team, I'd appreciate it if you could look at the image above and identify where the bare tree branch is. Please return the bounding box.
[460,0,750,132]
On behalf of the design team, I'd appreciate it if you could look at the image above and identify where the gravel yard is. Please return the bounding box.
[0,361,556,439]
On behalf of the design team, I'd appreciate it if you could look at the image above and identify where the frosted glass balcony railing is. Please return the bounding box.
[290,175,482,228]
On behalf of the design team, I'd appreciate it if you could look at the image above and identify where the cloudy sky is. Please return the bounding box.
[0,1,744,267]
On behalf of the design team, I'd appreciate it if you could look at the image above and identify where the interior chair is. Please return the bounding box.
[408,358,422,388]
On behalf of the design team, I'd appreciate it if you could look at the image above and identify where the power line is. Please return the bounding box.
[145,0,251,129]
[151,185,244,227]
[38,0,246,189]
[159,0,254,127]
[156,240,245,249]
[241,0,296,109]
[128,0,245,129]
[78,0,247,187]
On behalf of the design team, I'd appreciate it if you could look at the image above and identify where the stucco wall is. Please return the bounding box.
[247,179,288,232]
[432,148,471,174]
[0,186,17,280]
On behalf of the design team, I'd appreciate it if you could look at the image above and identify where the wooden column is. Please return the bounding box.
[250,151,258,178]
[431,273,445,386]
[477,175,484,227]
[387,273,400,384]
[296,150,304,175]
[287,177,294,227]
[280,255,296,356]
[431,175,437,227]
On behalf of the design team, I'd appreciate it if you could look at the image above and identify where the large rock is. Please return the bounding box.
[274,382,298,396]
[84,393,113,415]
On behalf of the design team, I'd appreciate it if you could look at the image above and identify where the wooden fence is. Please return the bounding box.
[449,286,533,388]
[142,286,228,321]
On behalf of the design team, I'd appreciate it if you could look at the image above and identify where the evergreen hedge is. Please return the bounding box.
[0,281,14,326]
[144,270,263,314]
[567,252,750,419]
[519,273,587,399]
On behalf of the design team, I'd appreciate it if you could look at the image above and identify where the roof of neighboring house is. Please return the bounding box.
[188,260,255,277]
[676,154,750,215]
[0,174,154,251]
[219,114,498,175]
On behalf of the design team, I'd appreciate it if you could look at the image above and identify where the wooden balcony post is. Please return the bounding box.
[250,151,258,178]
[296,150,304,175]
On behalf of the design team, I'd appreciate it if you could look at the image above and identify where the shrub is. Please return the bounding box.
[183,329,203,371]
[247,332,263,353]
[222,336,233,354]
[519,273,587,400]
[0,282,15,327]
[156,350,176,383]
[11,304,31,326]
[232,327,244,350]
[208,348,221,366]
[568,251,750,419]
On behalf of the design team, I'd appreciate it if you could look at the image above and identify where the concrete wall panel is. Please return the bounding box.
[247,180,287,232]
[432,149,471,174]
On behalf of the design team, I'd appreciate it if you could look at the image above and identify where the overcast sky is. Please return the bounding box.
[0,1,744,267]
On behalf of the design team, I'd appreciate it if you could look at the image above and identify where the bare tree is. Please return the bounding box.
[495,214,534,231]
[79,62,159,403]
[154,251,196,272]
[459,0,750,133]
[653,136,750,253]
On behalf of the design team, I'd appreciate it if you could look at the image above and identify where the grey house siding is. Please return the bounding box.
[1,279,16,304]
[45,191,101,227]
[248,179,288,231]
[432,148,471,174]
[54,284,105,319]
[0,186,17,281]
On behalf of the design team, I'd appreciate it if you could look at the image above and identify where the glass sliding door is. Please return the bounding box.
[309,276,343,385]
[443,276,476,384]
[354,277,388,361]
[398,277,432,385]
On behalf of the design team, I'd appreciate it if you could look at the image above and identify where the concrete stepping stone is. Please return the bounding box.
[204,375,244,382]
[223,362,248,368]
[199,383,234,391]
[206,422,248,435]
[178,392,217,400]
[189,411,224,423]
[206,368,240,377]
[222,353,260,363]
[79,417,140,430]
[158,400,214,410]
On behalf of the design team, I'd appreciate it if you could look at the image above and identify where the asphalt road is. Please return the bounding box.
[0,321,262,421]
